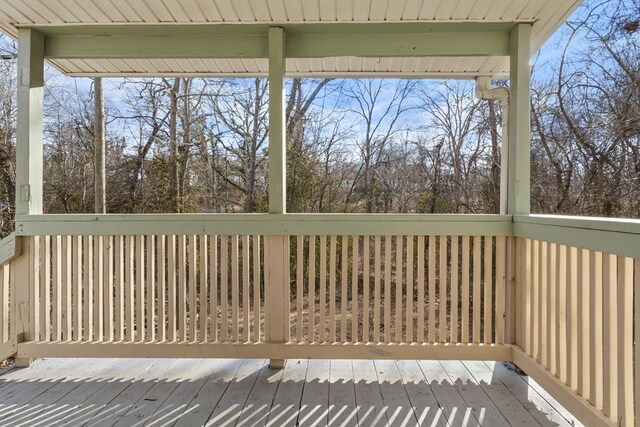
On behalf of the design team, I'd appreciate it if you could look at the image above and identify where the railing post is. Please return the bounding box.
[12,236,38,367]
[265,235,289,369]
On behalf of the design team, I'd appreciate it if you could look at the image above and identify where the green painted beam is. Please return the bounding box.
[15,214,514,237]
[507,24,532,215]
[268,27,286,214]
[39,22,513,60]
[16,28,44,216]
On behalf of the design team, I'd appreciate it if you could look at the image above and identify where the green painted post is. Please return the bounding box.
[16,28,44,217]
[268,26,286,215]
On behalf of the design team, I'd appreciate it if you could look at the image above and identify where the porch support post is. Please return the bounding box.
[14,28,44,368]
[507,23,531,348]
[266,26,288,369]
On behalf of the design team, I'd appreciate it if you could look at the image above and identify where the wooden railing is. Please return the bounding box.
[0,233,18,361]
[514,215,640,427]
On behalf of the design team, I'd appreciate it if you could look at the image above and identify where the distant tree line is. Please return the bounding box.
[0,0,637,237]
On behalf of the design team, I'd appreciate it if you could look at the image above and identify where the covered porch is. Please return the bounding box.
[0,1,637,426]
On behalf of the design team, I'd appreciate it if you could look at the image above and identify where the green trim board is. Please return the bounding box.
[0,233,20,266]
[39,22,513,59]
[15,214,514,237]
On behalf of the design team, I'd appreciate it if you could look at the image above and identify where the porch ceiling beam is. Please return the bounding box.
[39,22,513,59]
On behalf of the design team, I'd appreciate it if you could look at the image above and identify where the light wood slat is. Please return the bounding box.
[531,239,539,360]
[406,235,414,343]
[450,236,459,344]
[618,256,633,425]
[157,235,166,342]
[178,235,187,341]
[547,243,557,375]
[167,235,177,342]
[341,235,348,342]
[439,235,447,343]
[362,235,370,343]
[373,235,381,343]
[634,258,640,427]
[484,236,493,344]
[104,236,114,342]
[329,235,337,343]
[220,235,228,342]
[135,235,145,341]
[296,235,303,342]
[0,265,8,343]
[242,235,249,342]
[461,236,470,344]
[146,236,155,342]
[557,244,567,383]
[52,235,62,341]
[395,235,403,343]
[199,235,208,342]
[319,235,327,343]
[539,241,547,366]
[125,236,134,342]
[94,236,104,341]
[495,236,505,345]
[384,235,392,344]
[29,236,41,342]
[602,253,618,419]
[189,235,197,342]
[524,239,532,354]
[590,251,603,409]
[568,247,578,391]
[417,236,425,343]
[351,236,359,343]
[307,235,315,343]
[41,235,51,341]
[472,235,481,344]
[230,235,239,342]
[113,236,123,341]
[82,235,92,342]
[428,235,436,343]
[578,249,589,399]
[210,235,219,342]
[73,236,82,341]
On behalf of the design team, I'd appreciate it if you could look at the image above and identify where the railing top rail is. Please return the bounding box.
[515,214,640,235]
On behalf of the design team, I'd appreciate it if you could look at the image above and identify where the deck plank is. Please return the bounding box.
[236,363,284,426]
[440,360,509,426]
[374,360,418,427]
[298,359,330,427]
[418,360,480,426]
[266,359,308,427]
[352,359,387,427]
[202,358,265,426]
[171,358,243,427]
[328,359,358,426]
[395,360,447,427]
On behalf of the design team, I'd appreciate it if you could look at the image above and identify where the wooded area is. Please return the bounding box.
[0,0,637,236]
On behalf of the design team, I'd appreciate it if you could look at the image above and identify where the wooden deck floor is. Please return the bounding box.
[0,357,581,426]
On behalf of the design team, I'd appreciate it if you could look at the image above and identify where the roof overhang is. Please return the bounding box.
[0,0,583,78]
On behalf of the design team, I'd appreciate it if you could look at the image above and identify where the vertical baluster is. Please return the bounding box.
[406,236,414,343]
[579,249,590,398]
[540,241,547,364]
[104,236,114,342]
[94,236,103,341]
[0,266,8,343]
[319,235,327,342]
[590,251,603,409]
[618,257,633,424]
[242,235,249,342]
[483,236,493,344]
[428,235,436,343]
[125,236,134,342]
[633,259,640,425]
[557,244,567,382]
[351,236,359,343]
[178,235,187,341]
[602,253,618,419]
[158,235,166,342]
[72,236,81,341]
[439,235,447,343]
[135,235,145,341]
[82,236,92,341]
[450,236,459,344]
[251,235,259,342]
[329,236,337,343]
[167,235,177,342]
[417,236,425,343]
[548,243,557,374]
[114,236,124,341]
[308,235,316,343]
[40,236,51,341]
[146,235,155,342]
[199,235,208,342]
[531,239,539,359]
[296,235,304,342]
[51,236,62,341]
[231,235,239,341]
[461,236,470,344]
[472,236,481,344]
[362,236,370,343]
[373,235,381,343]
[569,247,579,390]
[210,235,218,342]
[341,236,348,343]
[189,235,197,342]
[220,235,228,342]
[495,237,505,345]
